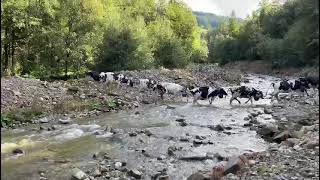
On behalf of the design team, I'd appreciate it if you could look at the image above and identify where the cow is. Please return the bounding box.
[87,71,101,81]
[190,86,228,105]
[299,76,319,95]
[153,82,189,101]
[265,80,293,101]
[137,79,156,92]
[99,72,115,83]
[289,79,309,97]
[119,76,134,87]
[229,86,264,104]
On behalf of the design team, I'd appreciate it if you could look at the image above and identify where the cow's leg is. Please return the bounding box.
[229,97,234,105]
[245,97,251,104]
[305,89,309,97]
[235,98,241,104]
[193,94,200,105]
[209,96,216,105]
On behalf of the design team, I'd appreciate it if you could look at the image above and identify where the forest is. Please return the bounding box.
[1,0,319,79]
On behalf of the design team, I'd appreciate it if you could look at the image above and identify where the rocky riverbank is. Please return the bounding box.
[187,93,319,180]
[1,65,319,180]
[1,64,242,129]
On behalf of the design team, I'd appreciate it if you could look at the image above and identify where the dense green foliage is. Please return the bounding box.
[208,0,319,68]
[1,0,208,77]
[1,0,318,78]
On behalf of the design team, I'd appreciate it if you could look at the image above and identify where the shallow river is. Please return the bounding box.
[1,74,281,180]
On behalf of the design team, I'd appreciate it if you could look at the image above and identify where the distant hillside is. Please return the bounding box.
[193,11,242,29]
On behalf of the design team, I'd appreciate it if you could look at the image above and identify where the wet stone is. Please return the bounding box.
[128,169,142,179]
[129,132,137,137]
[179,122,188,127]
[157,155,166,160]
[195,135,206,140]
[12,148,24,155]
[213,124,225,131]
[72,168,87,180]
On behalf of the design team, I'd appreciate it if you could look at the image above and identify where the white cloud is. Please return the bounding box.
[183,0,261,19]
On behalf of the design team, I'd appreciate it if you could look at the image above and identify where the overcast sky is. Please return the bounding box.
[183,0,261,19]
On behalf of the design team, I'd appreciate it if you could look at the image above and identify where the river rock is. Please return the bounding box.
[158,175,169,180]
[195,135,206,140]
[213,124,225,131]
[179,121,188,127]
[193,139,204,145]
[129,132,137,137]
[167,146,177,156]
[72,168,88,180]
[273,130,291,143]
[223,155,248,176]
[166,105,176,109]
[144,129,153,136]
[39,117,49,123]
[282,138,300,147]
[58,117,72,124]
[175,118,186,123]
[157,155,166,160]
[12,148,24,155]
[186,170,212,180]
[115,162,122,169]
[303,139,319,149]
[92,168,102,177]
[263,107,273,114]
[257,124,278,138]
[180,137,189,142]
[128,169,142,179]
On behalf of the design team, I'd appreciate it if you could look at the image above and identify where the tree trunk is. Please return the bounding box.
[3,28,12,77]
[10,30,15,75]
[65,52,69,78]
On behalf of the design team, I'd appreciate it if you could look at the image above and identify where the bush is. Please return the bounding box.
[154,38,189,69]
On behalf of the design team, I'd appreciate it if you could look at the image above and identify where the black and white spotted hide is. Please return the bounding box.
[190,87,228,105]
[87,71,101,81]
[229,86,263,104]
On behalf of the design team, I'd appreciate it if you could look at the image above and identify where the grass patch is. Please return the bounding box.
[1,106,45,126]
[53,98,120,114]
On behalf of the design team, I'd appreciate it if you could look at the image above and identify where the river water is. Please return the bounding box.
[1,74,281,180]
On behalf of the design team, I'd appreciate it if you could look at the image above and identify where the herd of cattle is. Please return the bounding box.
[87,71,319,105]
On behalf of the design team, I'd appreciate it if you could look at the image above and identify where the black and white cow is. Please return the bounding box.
[190,86,228,105]
[290,79,310,96]
[265,80,294,100]
[299,76,319,94]
[229,86,264,104]
[153,82,189,101]
[137,79,157,91]
[87,71,101,81]
[99,72,115,83]
[119,75,134,87]
[268,79,311,100]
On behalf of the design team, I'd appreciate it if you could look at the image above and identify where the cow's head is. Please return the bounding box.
[252,88,263,101]
[218,88,228,98]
